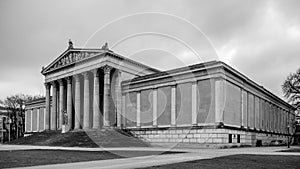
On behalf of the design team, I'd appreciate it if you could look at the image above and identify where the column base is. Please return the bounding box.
[83,127,91,130]
[74,127,81,130]
[62,125,70,133]
[92,126,101,129]
[103,126,117,129]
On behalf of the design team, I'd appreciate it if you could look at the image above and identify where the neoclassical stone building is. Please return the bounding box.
[25,41,296,146]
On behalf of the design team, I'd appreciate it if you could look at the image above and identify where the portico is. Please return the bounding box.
[41,41,159,131]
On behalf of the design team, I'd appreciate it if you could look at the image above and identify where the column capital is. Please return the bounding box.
[114,69,122,75]
[66,76,72,84]
[74,74,81,81]
[92,69,99,77]
[117,69,121,73]
[102,65,112,74]
[50,81,57,86]
[82,71,90,79]
[44,82,51,89]
[170,83,177,88]
[58,79,64,85]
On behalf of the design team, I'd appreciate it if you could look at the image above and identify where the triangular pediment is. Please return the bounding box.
[41,44,161,77]
[41,48,104,74]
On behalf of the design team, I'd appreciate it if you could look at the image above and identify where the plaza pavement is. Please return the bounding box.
[1,144,299,169]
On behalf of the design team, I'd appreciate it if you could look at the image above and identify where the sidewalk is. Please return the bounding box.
[1,144,299,169]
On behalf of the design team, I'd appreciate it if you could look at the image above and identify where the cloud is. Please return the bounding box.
[0,0,300,101]
[226,2,300,98]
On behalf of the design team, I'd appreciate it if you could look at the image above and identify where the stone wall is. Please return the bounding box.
[25,107,46,132]
[129,127,288,147]
[25,98,47,133]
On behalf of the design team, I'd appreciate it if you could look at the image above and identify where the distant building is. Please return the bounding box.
[0,106,9,116]
[0,106,9,141]
[25,41,296,147]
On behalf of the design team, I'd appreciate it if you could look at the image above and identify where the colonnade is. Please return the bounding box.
[44,65,121,131]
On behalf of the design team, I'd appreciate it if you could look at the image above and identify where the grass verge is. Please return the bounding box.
[0,149,183,168]
[140,154,300,169]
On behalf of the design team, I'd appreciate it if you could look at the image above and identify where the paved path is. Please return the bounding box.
[1,144,299,169]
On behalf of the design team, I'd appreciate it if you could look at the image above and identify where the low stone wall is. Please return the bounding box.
[128,128,288,148]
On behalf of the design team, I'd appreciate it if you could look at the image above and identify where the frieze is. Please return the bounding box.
[51,51,98,70]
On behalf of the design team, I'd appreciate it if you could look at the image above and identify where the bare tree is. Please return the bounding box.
[282,68,300,110]
[0,94,43,139]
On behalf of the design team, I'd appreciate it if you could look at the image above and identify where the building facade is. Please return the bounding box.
[25,41,296,147]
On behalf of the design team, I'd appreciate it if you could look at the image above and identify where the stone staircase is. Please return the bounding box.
[9,129,149,148]
[84,128,150,147]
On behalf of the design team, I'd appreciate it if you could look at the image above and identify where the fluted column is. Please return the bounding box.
[171,85,176,126]
[192,82,197,125]
[37,108,40,131]
[153,88,158,127]
[58,79,64,129]
[103,65,112,127]
[51,81,57,130]
[83,72,90,129]
[74,75,81,129]
[66,77,72,129]
[45,83,51,130]
[30,109,33,132]
[136,91,141,127]
[92,69,100,129]
[115,70,122,128]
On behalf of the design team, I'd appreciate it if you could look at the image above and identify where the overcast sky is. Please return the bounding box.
[0,0,300,101]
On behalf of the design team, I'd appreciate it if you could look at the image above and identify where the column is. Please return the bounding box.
[276,106,279,132]
[283,110,286,134]
[115,70,122,128]
[83,72,90,129]
[136,91,141,127]
[255,97,259,129]
[241,89,244,126]
[45,83,51,130]
[259,99,263,130]
[58,79,64,129]
[192,82,197,125]
[103,65,112,127]
[51,81,57,130]
[171,85,176,126]
[74,75,81,129]
[44,107,46,130]
[25,110,27,132]
[271,104,274,132]
[122,94,126,128]
[92,69,100,129]
[37,108,40,131]
[153,88,158,127]
[282,109,284,133]
[30,109,33,132]
[270,104,273,132]
[215,79,224,123]
[66,77,72,129]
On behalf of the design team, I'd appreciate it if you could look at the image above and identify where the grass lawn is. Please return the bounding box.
[140,154,300,169]
[0,149,183,168]
[278,148,300,153]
